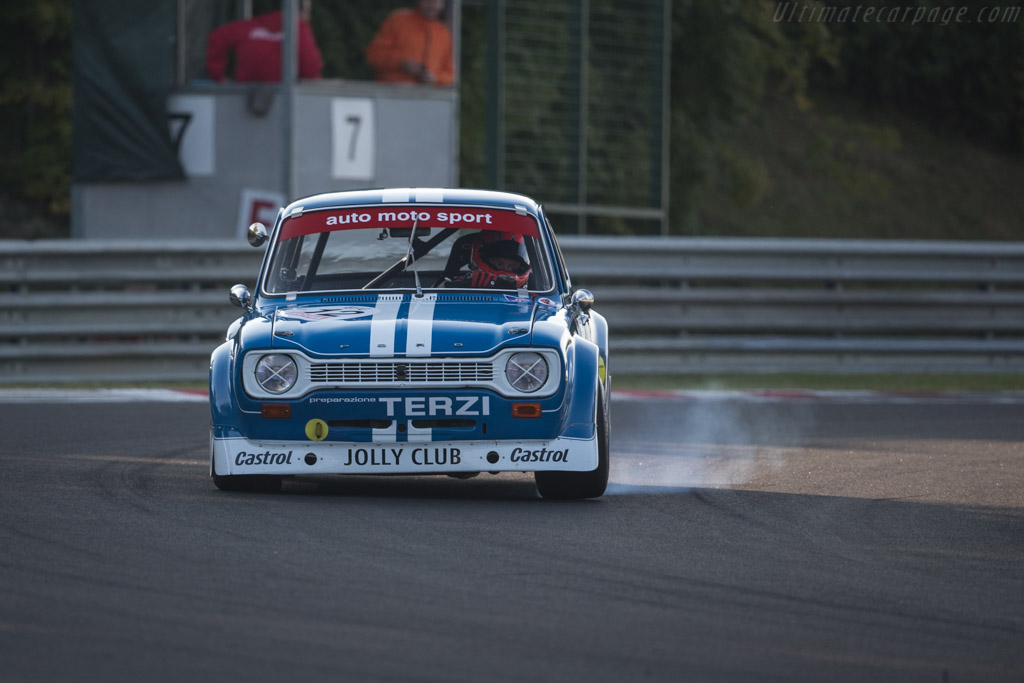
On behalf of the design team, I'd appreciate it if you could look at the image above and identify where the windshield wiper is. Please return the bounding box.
[361,227,459,290]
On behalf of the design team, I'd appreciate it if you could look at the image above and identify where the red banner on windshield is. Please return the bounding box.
[280,206,540,241]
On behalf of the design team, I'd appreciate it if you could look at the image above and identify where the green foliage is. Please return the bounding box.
[666,0,1021,236]
[672,0,836,128]
[583,0,667,218]
[668,0,838,232]
[499,2,587,206]
[0,0,72,230]
[457,3,487,190]
[308,0,404,81]
[698,94,1024,240]
[812,0,1024,152]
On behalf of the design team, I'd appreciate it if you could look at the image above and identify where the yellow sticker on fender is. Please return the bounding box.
[305,419,328,441]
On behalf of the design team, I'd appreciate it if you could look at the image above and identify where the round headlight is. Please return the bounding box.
[505,352,548,393]
[255,354,298,394]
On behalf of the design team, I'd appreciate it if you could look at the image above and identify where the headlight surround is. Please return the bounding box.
[255,354,298,394]
[505,352,549,393]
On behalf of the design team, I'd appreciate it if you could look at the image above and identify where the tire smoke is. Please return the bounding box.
[606,394,814,494]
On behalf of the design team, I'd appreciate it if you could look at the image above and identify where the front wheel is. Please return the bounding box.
[535,387,609,500]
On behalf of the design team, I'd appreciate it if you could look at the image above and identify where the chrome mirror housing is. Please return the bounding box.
[247,222,269,248]
[571,289,595,313]
[229,284,252,310]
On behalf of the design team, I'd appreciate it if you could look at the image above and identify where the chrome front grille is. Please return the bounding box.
[308,361,494,385]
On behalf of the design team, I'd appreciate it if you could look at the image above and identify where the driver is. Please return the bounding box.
[443,231,531,289]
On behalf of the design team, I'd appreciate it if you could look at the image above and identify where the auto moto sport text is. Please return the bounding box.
[280,203,539,240]
[325,209,496,226]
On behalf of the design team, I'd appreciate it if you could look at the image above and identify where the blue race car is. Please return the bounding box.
[210,188,609,499]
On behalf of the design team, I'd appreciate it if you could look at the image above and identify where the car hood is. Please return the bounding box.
[269,296,546,357]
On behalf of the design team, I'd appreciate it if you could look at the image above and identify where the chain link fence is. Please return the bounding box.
[467,0,671,235]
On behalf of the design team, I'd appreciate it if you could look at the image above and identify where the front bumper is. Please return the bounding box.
[212,433,598,476]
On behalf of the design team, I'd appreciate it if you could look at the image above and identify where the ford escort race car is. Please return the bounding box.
[210,188,610,499]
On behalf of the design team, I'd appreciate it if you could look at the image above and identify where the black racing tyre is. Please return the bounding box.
[535,386,609,500]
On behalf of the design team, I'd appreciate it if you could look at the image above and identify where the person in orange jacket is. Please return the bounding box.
[206,0,323,83]
[366,0,454,86]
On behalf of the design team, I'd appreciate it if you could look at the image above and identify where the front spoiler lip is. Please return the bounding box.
[212,435,598,476]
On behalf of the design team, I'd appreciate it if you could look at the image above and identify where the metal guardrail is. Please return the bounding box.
[3,237,1024,383]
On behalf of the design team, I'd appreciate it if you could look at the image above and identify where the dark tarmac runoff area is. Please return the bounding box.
[0,394,1022,682]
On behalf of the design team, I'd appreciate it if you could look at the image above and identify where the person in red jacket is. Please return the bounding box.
[206,0,323,83]
[366,0,454,86]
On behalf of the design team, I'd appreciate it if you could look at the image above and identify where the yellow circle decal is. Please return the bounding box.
[305,419,328,441]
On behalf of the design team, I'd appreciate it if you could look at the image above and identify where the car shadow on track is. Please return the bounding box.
[269,472,552,502]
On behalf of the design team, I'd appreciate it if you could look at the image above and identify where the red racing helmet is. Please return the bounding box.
[467,231,531,288]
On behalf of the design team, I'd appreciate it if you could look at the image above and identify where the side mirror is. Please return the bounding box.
[229,284,252,310]
[247,222,269,248]
[569,289,594,327]
[571,289,595,313]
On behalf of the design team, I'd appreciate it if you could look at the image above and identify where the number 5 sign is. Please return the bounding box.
[331,98,375,181]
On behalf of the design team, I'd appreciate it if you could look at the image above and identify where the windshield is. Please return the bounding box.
[263,205,553,295]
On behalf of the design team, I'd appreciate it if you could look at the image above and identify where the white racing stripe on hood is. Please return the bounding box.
[381,189,411,203]
[406,294,436,357]
[414,188,444,203]
[370,295,403,357]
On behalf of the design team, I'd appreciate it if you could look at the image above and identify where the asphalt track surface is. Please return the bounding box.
[1,392,1022,682]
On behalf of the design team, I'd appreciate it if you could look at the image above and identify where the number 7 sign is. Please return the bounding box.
[331,98,375,180]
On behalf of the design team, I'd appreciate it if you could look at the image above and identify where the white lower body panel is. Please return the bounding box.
[212,434,598,476]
